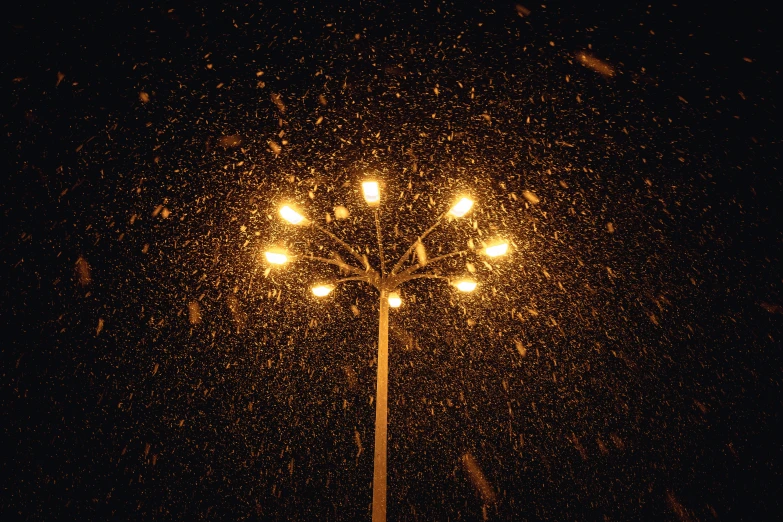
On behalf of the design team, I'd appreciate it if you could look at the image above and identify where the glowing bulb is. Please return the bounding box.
[484,242,509,257]
[388,292,402,308]
[449,197,474,218]
[455,280,477,292]
[311,284,334,297]
[264,251,288,265]
[362,181,380,205]
[280,205,306,225]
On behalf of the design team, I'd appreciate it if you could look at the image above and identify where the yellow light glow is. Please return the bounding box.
[455,280,477,292]
[449,197,474,218]
[280,205,306,225]
[264,251,288,265]
[484,242,509,257]
[362,181,380,205]
[311,284,335,297]
[388,292,402,308]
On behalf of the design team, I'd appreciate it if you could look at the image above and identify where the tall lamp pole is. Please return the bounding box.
[266,180,509,521]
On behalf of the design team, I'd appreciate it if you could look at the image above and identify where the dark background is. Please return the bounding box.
[2,1,781,520]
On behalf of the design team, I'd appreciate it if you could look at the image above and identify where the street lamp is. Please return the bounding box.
[263,249,289,265]
[267,181,508,521]
[362,180,381,206]
[454,279,478,292]
[280,205,307,225]
[387,291,402,308]
[448,197,474,218]
[311,284,335,297]
[484,241,509,258]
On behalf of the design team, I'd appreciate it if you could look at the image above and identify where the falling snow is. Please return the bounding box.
[2,2,781,521]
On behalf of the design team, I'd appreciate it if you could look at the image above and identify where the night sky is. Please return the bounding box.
[2,1,782,520]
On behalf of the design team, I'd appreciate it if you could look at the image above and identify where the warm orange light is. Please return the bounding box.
[362,181,380,205]
[280,205,306,225]
[311,284,335,297]
[484,242,509,257]
[455,279,477,292]
[264,251,288,265]
[449,197,474,218]
[388,292,402,308]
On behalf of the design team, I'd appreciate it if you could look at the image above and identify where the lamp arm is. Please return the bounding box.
[335,275,381,291]
[374,210,386,275]
[393,272,450,286]
[311,222,371,270]
[304,255,374,278]
[337,276,374,284]
[420,249,470,268]
[397,249,470,278]
[390,211,448,275]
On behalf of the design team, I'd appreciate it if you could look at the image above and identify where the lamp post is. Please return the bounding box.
[266,181,508,522]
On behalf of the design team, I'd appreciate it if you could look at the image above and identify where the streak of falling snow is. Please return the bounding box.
[2,2,780,521]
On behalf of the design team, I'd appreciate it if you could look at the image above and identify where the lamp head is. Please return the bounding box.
[388,291,402,308]
[449,197,474,218]
[280,205,307,225]
[362,181,380,206]
[311,284,335,297]
[484,241,509,257]
[264,249,289,265]
[454,279,477,292]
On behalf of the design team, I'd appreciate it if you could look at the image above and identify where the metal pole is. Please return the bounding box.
[372,288,389,522]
